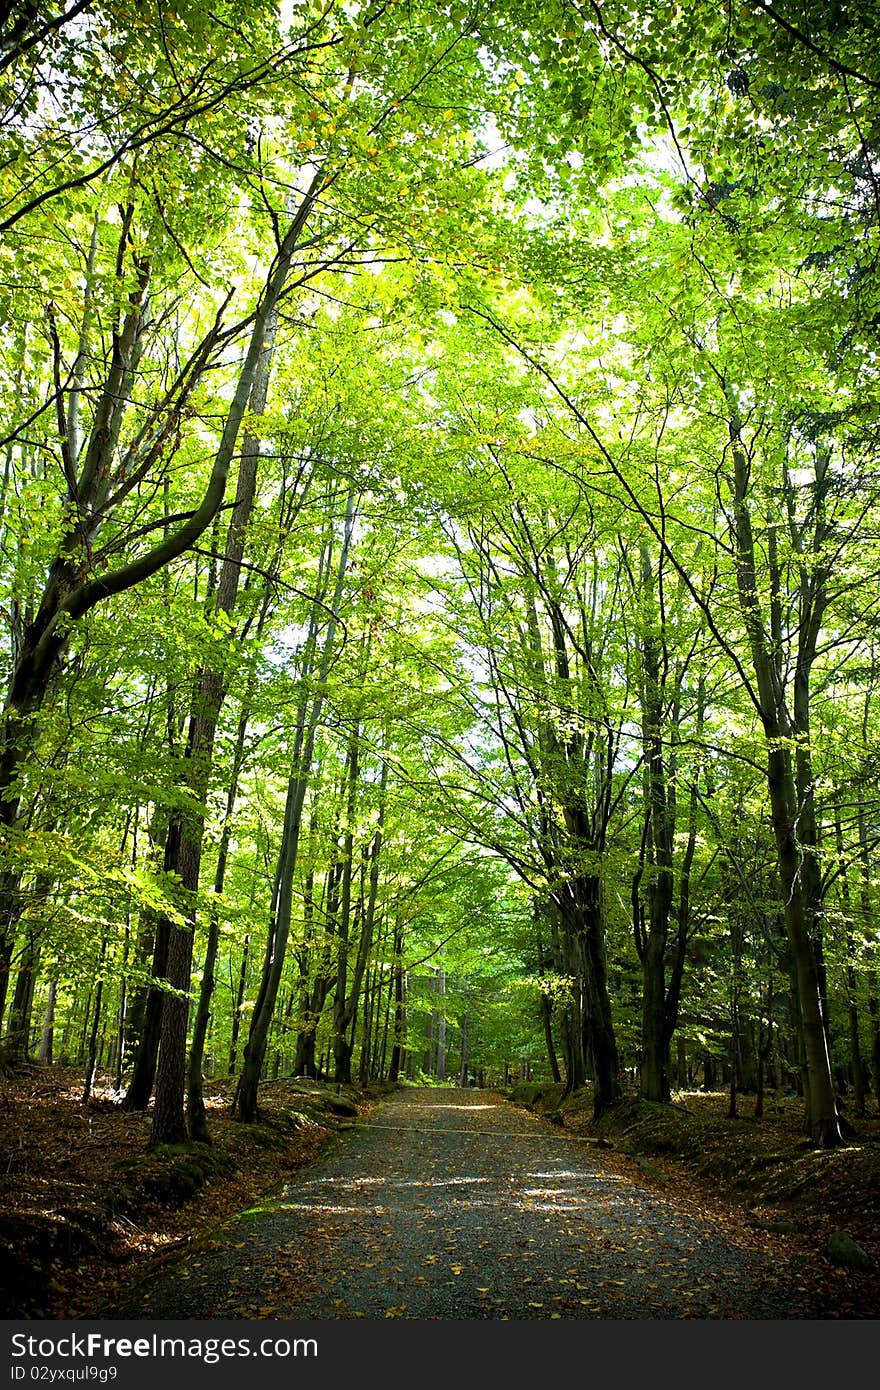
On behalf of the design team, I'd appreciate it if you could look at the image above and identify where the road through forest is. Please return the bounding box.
[106,1089,818,1319]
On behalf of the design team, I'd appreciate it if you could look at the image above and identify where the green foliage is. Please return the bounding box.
[1,0,879,1122]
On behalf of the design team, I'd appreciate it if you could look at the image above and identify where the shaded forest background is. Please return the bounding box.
[1,0,880,1166]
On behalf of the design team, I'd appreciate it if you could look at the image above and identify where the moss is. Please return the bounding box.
[508,1081,566,1111]
[112,1142,236,1210]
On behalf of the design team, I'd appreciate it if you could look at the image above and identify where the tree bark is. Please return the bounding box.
[37,978,56,1066]
[235,497,355,1121]
[122,915,169,1111]
[728,419,841,1145]
[4,924,41,1063]
[151,290,287,1146]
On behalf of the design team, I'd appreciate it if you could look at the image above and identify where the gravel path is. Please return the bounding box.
[107,1089,817,1319]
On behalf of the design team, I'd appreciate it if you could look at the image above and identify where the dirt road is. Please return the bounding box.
[106,1089,817,1319]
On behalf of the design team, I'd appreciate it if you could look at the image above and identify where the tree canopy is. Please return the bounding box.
[1,0,879,1149]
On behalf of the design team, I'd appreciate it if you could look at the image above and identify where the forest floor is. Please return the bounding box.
[0,1067,388,1319]
[0,1068,878,1319]
[511,1080,880,1316]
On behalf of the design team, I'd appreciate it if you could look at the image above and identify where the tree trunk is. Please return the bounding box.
[834,810,866,1115]
[535,916,561,1083]
[151,300,284,1147]
[387,935,406,1084]
[235,497,355,1122]
[333,749,386,1087]
[82,936,108,1105]
[188,695,252,1142]
[228,934,250,1076]
[641,933,670,1103]
[634,540,676,1104]
[729,421,841,1145]
[576,877,621,1116]
[4,927,40,1064]
[122,916,169,1111]
[38,978,56,1066]
[332,732,360,1087]
[293,859,340,1077]
[150,820,200,1145]
[855,799,879,1111]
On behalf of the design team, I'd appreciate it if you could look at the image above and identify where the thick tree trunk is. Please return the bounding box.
[768,746,841,1144]
[582,903,622,1117]
[635,541,676,1104]
[151,299,284,1146]
[557,879,621,1115]
[151,821,201,1145]
[293,1027,318,1079]
[4,927,40,1063]
[122,916,169,1111]
[729,422,841,1146]
[641,934,670,1103]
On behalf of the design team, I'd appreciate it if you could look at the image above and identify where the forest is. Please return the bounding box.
[1,0,880,1225]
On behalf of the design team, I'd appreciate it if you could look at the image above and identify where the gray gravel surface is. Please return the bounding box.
[106,1089,818,1320]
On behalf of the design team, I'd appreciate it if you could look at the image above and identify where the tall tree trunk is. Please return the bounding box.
[635,541,676,1104]
[151,295,285,1147]
[387,930,406,1084]
[37,978,56,1066]
[228,934,250,1076]
[82,936,108,1105]
[119,803,169,1100]
[332,732,361,1086]
[235,496,354,1122]
[729,420,841,1145]
[835,811,866,1115]
[856,799,880,1110]
[4,926,40,1064]
[577,877,622,1116]
[293,857,340,1077]
[536,920,561,1084]
[122,915,169,1111]
[333,748,386,1087]
[186,798,235,1141]
[188,685,256,1141]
